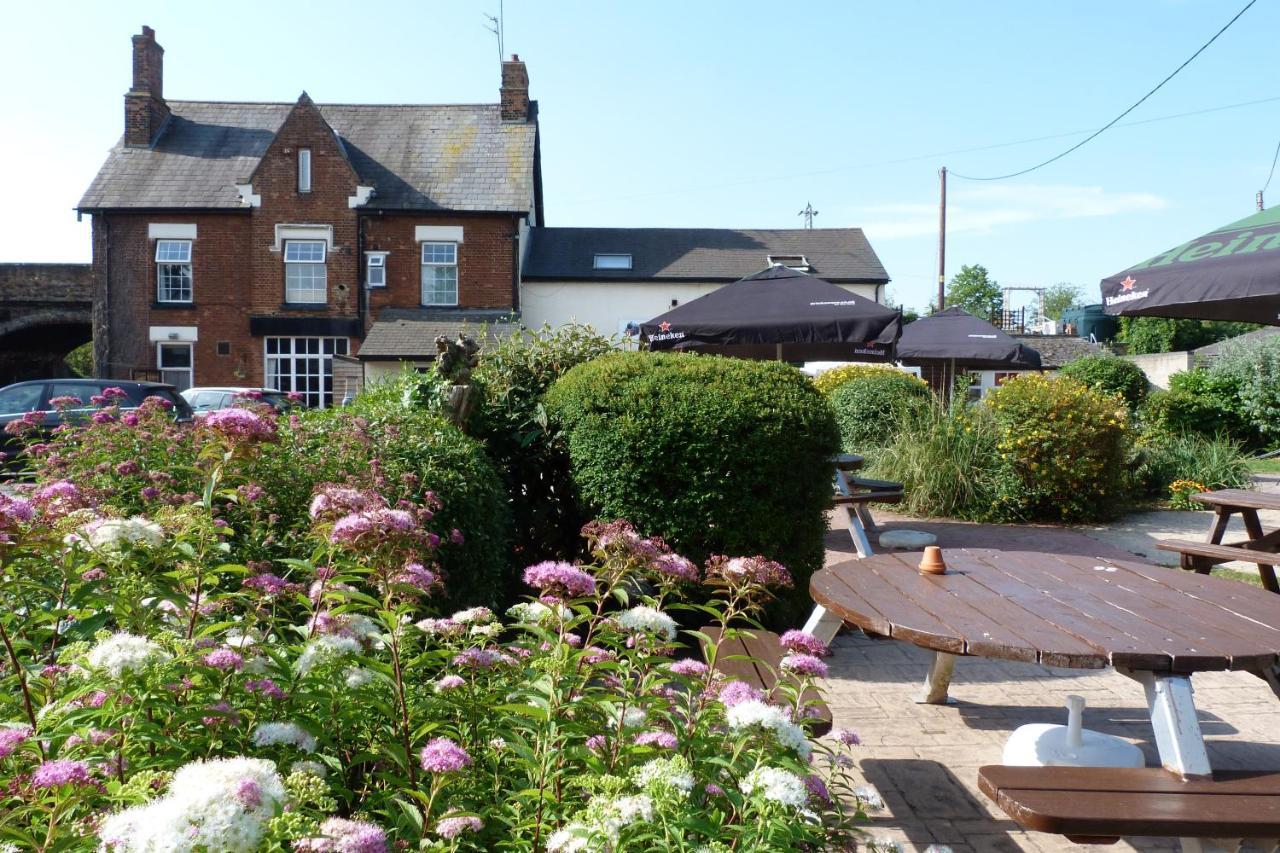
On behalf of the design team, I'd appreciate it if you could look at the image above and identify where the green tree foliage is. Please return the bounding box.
[1118,317,1259,355]
[1042,282,1082,321]
[64,341,94,377]
[945,264,1002,322]
[1212,335,1280,445]
[545,352,840,627]
[1139,368,1260,447]
[825,369,932,453]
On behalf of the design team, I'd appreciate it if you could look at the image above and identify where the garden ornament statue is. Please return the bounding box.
[1002,694,1145,768]
[435,334,482,426]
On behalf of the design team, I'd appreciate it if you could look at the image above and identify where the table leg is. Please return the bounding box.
[1120,669,1219,853]
[1207,507,1233,546]
[855,502,878,535]
[801,605,843,646]
[1241,509,1280,592]
[916,651,957,705]
[842,506,874,558]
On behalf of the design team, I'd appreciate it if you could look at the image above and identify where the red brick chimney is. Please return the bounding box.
[124,26,170,147]
[500,54,529,123]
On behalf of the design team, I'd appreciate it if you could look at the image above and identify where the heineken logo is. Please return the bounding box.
[658,321,672,332]
[649,329,686,342]
[1120,276,1137,290]
[1105,287,1150,307]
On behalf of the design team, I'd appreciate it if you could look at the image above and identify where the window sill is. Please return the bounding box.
[153,301,196,310]
[280,303,331,311]
[421,303,461,308]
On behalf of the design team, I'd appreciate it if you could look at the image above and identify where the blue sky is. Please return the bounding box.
[2,0,1278,313]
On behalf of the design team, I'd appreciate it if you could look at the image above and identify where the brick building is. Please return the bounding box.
[79,27,541,406]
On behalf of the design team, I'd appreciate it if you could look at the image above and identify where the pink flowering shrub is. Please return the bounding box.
[0,436,873,849]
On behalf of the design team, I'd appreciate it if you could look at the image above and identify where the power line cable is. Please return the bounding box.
[949,0,1258,181]
[1263,136,1280,196]
[557,94,1280,208]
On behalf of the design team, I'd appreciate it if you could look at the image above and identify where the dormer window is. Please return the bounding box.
[767,254,811,272]
[298,149,312,193]
[594,253,632,270]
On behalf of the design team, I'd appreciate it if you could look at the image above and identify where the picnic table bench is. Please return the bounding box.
[1157,488,1280,593]
[979,765,1280,845]
[831,454,903,556]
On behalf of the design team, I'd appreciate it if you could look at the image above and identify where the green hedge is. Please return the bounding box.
[1139,368,1259,446]
[545,352,840,627]
[827,368,931,452]
[1057,354,1149,409]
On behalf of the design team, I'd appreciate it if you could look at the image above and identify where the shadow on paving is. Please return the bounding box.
[953,700,1238,740]
[860,757,1025,851]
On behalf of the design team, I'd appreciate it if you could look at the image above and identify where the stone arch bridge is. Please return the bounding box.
[0,263,93,384]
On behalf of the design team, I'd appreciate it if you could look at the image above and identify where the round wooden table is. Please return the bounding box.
[805,548,1280,781]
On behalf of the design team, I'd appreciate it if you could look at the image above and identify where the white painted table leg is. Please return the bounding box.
[917,651,957,704]
[1120,669,1219,852]
[843,507,874,558]
[801,605,843,646]
[856,502,877,534]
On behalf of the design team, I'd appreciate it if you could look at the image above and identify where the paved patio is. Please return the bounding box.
[820,509,1280,852]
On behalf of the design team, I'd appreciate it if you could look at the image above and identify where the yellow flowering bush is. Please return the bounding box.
[984,374,1130,521]
[811,364,927,397]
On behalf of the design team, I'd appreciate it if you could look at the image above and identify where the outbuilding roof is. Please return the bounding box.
[358,309,519,360]
[79,101,537,212]
[522,227,889,283]
[1012,334,1105,369]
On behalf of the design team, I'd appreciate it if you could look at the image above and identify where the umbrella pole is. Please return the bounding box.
[776,343,783,362]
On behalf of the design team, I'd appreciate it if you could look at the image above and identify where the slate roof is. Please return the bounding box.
[1194,326,1280,360]
[79,101,537,212]
[522,227,889,283]
[1012,334,1105,369]
[358,308,519,360]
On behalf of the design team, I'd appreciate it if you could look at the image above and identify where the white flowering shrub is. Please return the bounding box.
[0,407,876,850]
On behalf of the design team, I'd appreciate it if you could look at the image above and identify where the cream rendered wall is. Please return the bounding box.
[520,280,881,342]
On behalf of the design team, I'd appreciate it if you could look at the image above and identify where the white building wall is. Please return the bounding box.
[1123,351,1192,390]
[520,280,881,342]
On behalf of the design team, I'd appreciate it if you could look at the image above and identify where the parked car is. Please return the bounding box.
[180,387,298,416]
[0,379,194,464]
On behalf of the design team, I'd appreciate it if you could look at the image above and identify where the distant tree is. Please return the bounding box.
[1118,317,1260,354]
[883,290,920,325]
[945,264,1001,323]
[64,341,93,377]
[1042,282,1082,321]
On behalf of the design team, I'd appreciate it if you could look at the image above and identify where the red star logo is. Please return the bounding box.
[1120,276,1137,290]
[865,341,878,348]
[658,321,672,332]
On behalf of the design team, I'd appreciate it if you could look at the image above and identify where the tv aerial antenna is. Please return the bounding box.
[484,0,505,63]
[798,202,819,229]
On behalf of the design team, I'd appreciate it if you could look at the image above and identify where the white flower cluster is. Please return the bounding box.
[724,699,811,759]
[343,667,374,689]
[610,706,648,730]
[294,635,362,675]
[631,755,694,799]
[97,756,285,852]
[739,766,808,808]
[252,721,317,753]
[451,607,495,625]
[616,606,678,641]
[548,794,655,852]
[86,632,169,679]
[506,601,571,624]
[78,516,165,552]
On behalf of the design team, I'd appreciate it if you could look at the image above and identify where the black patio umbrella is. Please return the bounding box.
[896,307,1042,369]
[639,266,902,361]
[1100,206,1280,325]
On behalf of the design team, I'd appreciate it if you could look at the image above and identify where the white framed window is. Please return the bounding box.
[593,253,632,270]
[421,242,458,306]
[157,342,193,392]
[264,336,349,409]
[155,239,193,303]
[284,240,327,304]
[365,252,387,288]
[298,149,312,193]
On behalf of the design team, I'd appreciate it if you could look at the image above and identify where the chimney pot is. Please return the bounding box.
[500,55,530,123]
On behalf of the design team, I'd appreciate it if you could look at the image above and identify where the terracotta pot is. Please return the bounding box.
[918,545,947,575]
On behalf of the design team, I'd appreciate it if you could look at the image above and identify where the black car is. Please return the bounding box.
[0,379,194,452]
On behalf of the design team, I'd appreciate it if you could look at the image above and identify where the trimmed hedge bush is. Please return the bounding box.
[546,352,840,626]
[984,373,1130,521]
[471,324,615,568]
[1139,368,1259,446]
[1057,354,1149,409]
[826,368,931,452]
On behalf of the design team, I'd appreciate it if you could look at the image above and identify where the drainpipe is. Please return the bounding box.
[98,215,111,378]
[510,215,521,315]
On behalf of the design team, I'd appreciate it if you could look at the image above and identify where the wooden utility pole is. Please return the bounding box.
[938,167,947,311]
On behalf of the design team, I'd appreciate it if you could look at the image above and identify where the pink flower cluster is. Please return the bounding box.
[0,494,34,543]
[245,678,286,701]
[779,630,830,658]
[705,555,792,588]
[717,680,765,707]
[634,730,678,749]
[32,480,85,518]
[435,814,483,839]
[202,649,244,671]
[419,737,472,773]
[308,486,384,522]
[522,561,596,599]
[295,817,389,853]
[243,573,304,598]
[330,508,416,546]
[390,561,438,593]
[31,759,93,788]
[668,658,709,677]
[0,725,32,758]
[202,407,278,443]
[780,653,828,679]
[47,395,83,409]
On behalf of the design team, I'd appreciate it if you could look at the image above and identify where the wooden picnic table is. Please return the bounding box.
[807,549,1280,783]
[1157,488,1280,592]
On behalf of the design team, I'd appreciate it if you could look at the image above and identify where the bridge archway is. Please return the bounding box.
[0,308,93,385]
